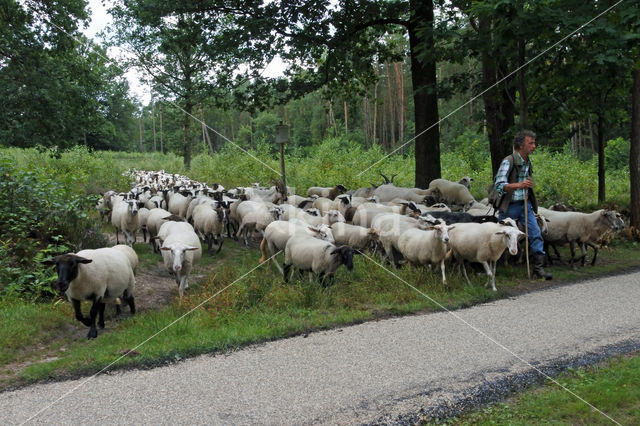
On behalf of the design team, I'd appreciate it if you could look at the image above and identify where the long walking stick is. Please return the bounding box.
[524,189,531,279]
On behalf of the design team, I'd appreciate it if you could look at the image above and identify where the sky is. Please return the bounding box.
[83,0,285,105]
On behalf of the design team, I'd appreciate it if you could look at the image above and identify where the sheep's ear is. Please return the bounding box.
[308,227,320,234]
[78,258,93,264]
[160,247,171,251]
[495,231,507,235]
[448,225,455,230]
[186,247,199,251]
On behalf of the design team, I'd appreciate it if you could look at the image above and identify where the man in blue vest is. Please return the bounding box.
[493,130,552,280]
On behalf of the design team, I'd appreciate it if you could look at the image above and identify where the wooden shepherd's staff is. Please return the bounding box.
[524,188,531,279]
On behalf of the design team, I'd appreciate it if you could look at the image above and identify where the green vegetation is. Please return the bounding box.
[441,353,640,425]
[0,144,637,416]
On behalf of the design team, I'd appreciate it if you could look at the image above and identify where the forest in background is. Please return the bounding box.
[1,1,639,212]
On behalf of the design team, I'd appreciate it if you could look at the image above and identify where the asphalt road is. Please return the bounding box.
[3,271,640,425]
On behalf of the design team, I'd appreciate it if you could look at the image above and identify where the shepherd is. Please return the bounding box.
[492,130,552,280]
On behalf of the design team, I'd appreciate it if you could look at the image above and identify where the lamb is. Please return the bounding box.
[447,221,525,291]
[395,220,455,283]
[168,190,193,218]
[145,208,176,253]
[192,203,226,253]
[159,221,202,296]
[111,198,142,246]
[307,184,347,200]
[259,220,335,273]
[427,178,476,211]
[312,194,351,216]
[538,208,624,266]
[44,247,136,339]
[236,200,284,246]
[283,235,357,287]
[330,222,379,251]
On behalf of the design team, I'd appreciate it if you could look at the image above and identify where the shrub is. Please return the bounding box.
[604,137,630,171]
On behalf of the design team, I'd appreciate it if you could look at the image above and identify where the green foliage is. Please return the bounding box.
[605,137,630,171]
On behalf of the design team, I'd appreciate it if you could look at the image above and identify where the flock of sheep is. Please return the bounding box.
[46,170,625,339]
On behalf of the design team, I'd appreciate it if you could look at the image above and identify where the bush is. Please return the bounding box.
[0,155,106,301]
[605,137,630,171]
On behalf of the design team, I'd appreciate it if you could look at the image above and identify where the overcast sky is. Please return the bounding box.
[82,0,285,105]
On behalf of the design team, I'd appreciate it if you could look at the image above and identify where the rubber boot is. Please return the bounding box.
[533,253,552,280]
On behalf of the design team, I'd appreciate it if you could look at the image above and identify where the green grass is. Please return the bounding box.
[4,237,638,390]
[441,353,640,425]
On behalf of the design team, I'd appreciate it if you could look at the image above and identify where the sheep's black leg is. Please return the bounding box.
[142,228,148,243]
[98,302,106,329]
[215,236,224,254]
[71,299,92,327]
[283,263,291,282]
[87,299,100,339]
[588,242,599,266]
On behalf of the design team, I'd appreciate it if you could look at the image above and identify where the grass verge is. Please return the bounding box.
[438,351,640,425]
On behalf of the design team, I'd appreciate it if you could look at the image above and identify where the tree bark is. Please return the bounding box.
[410,0,440,188]
[597,113,605,203]
[518,39,528,129]
[631,68,640,228]
[183,102,193,169]
[152,99,157,151]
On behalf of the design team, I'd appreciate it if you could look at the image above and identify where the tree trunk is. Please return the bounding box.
[518,39,528,129]
[410,0,440,188]
[159,103,164,154]
[630,68,640,229]
[343,100,348,135]
[386,62,395,149]
[183,102,193,169]
[138,115,143,152]
[395,61,405,153]
[480,16,516,176]
[597,113,605,203]
[152,99,157,151]
[373,66,379,146]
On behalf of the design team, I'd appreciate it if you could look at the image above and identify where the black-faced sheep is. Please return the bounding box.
[44,246,136,339]
[283,235,357,287]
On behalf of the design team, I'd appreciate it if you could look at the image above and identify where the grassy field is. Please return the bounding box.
[438,351,640,425]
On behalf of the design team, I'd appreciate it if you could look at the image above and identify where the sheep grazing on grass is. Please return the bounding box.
[44,246,136,339]
[283,235,357,287]
[447,221,525,291]
[111,198,143,246]
[259,220,335,274]
[159,221,202,297]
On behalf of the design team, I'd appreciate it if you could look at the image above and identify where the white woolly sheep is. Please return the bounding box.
[259,220,335,273]
[159,222,202,297]
[192,203,226,253]
[538,207,623,266]
[330,222,379,251]
[307,184,347,200]
[44,247,136,339]
[236,200,284,246]
[111,198,142,246]
[447,221,525,291]
[427,178,476,211]
[395,220,455,283]
[283,235,357,287]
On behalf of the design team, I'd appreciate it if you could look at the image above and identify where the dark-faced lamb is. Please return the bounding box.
[44,246,136,339]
